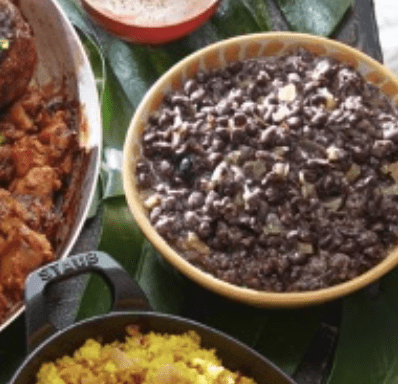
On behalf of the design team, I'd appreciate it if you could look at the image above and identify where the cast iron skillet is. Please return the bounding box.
[9,252,296,384]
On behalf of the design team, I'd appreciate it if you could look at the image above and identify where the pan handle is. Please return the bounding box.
[24,251,151,352]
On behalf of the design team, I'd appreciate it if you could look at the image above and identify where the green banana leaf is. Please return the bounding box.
[327,270,398,384]
[274,0,354,36]
[55,0,358,381]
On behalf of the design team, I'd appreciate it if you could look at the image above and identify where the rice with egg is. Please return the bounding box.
[35,326,257,384]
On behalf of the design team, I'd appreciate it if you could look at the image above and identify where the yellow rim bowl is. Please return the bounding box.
[123,32,398,308]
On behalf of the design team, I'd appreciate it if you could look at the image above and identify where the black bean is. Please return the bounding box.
[198,220,212,238]
[178,156,193,180]
[233,113,247,127]
[259,125,277,145]
[340,240,357,254]
[288,73,301,83]
[196,71,208,83]
[159,160,173,176]
[306,158,331,169]
[241,237,255,248]
[149,206,162,222]
[372,140,394,157]
[216,100,233,115]
[384,128,398,142]
[230,127,246,144]
[187,191,204,208]
[184,79,197,95]
[162,196,177,211]
[171,94,190,107]
[158,109,174,125]
[184,211,200,229]
[263,105,277,123]
[216,116,229,127]
[241,101,257,115]
[155,216,176,235]
[358,231,379,248]
[286,116,302,128]
[286,229,299,242]
[364,245,383,259]
[303,81,320,94]
[227,61,243,74]
[289,252,308,265]
[256,70,270,86]
[310,110,328,126]
[329,252,350,270]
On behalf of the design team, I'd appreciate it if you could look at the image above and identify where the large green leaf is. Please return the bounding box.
[275,0,354,36]
[327,271,398,384]
[55,0,357,380]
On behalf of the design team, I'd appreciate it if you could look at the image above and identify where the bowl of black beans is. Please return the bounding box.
[123,32,398,307]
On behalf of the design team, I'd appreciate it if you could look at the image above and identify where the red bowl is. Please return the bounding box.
[80,0,222,44]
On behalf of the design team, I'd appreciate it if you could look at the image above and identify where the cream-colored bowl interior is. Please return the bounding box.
[123,32,398,308]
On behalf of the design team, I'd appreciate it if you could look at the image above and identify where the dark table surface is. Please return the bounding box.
[0,0,384,383]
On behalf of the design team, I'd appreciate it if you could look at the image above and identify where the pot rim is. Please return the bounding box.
[9,311,296,384]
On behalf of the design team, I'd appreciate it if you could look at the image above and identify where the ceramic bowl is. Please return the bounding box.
[80,0,222,44]
[123,32,398,307]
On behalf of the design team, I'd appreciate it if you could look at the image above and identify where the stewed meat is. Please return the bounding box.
[0,188,53,306]
[0,86,83,322]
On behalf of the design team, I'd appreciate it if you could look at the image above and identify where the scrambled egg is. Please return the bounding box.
[35,327,257,384]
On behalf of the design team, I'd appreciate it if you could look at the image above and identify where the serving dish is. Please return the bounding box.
[9,252,296,384]
[0,0,101,332]
[123,31,398,308]
[79,0,222,44]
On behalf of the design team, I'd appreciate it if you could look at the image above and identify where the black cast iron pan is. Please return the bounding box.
[9,251,296,384]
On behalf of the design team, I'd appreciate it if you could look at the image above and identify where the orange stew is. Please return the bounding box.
[0,86,84,322]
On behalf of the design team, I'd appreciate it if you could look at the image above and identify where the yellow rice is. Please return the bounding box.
[35,325,258,384]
